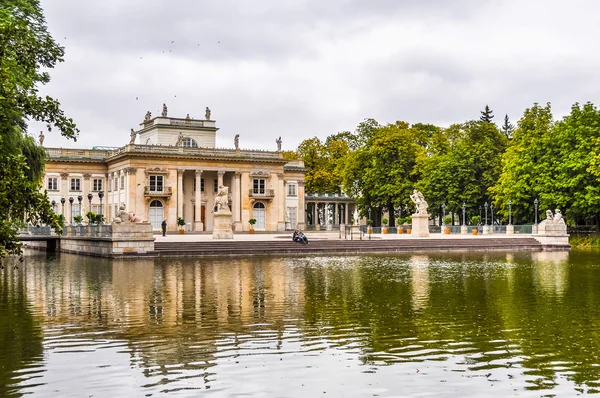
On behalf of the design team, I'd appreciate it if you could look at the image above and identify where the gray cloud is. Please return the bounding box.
[31,0,600,151]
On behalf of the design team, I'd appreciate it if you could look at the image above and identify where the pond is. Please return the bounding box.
[1,250,599,397]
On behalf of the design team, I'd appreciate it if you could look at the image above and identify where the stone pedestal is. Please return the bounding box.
[277,221,285,232]
[482,225,490,235]
[351,224,361,240]
[213,211,233,239]
[326,224,333,231]
[461,225,468,235]
[233,221,243,232]
[285,221,291,230]
[194,221,204,232]
[506,225,514,234]
[538,222,567,236]
[410,214,430,237]
[532,225,538,235]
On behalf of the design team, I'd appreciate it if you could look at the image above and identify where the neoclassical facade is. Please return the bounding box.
[42,111,306,232]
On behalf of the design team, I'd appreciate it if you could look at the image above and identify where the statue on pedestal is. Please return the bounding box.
[234,134,239,150]
[410,189,429,215]
[161,103,168,117]
[353,208,359,226]
[176,132,184,147]
[214,186,231,213]
[39,131,45,146]
[144,111,152,121]
[276,136,282,152]
[113,204,131,224]
[205,107,211,120]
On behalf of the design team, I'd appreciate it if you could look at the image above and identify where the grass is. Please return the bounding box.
[569,234,600,248]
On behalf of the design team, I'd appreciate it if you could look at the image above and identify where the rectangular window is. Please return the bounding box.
[253,179,266,194]
[193,178,196,192]
[287,184,297,197]
[214,179,218,193]
[120,175,125,190]
[149,175,164,192]
[92,204,102,215]
[108,178,112,192]
[71,204,81,224]
[288,207,297,228]
[93,179,103,192]
[70,178,81,191]
[47,177,58,191]
[114,178,118,191]
[201,178,205,192]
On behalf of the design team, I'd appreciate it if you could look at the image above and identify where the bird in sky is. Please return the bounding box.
[171,40,175,43]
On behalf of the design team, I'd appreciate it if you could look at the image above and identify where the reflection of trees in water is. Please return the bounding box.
[0,256,44,397]
[14,250,600,393]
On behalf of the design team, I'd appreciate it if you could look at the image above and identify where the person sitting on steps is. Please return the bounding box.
[292,229,309,244]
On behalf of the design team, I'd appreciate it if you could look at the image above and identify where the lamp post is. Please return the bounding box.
[441,203,446,225]
[508,200,512,225]
[98,191,104,220]
[77,195,83,220]
[462,203,466,226]
[368,208,372,240]
[484,202,488,226]
[534,198,539,225]
[87,193,93,214]
[60,197,65,217]
[490,204,494,228]
[68,197,74,225]
[51,200,56,213]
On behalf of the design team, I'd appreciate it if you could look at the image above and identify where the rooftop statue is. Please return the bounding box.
[39,131,45,146]
[276,136,282,152]
[144,111,152,121]
[161,103,168,117]
[129,128,136,144]
[176,132,184,147]
[234,134,239,150]
[205,107,211,120]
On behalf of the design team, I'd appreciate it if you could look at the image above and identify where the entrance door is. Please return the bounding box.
[149,200,164,230]
[253,202,266,229]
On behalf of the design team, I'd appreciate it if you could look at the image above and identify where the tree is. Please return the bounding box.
[502,114,514,139]
[341,121,426,226]
[0,0,78,257]
[480,105,494,123]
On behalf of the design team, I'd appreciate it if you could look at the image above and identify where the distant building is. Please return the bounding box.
[42,112,306,232]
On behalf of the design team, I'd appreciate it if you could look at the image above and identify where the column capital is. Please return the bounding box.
[83,173,91,180]
[217,170,225,177]
[277,173,284,179]
[125,167,137,175]
[297,181,305,187]
[195,170,203,176]
[60,172,69,179]
[177,169,185,176]
[234,171,242,177]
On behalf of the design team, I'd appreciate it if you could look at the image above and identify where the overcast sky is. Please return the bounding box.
[32,0,600,151]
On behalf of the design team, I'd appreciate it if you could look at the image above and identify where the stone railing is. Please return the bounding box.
[169,119,206,127]
[46,148,113,160]
[144,186,173,197]
[249,189,275,199]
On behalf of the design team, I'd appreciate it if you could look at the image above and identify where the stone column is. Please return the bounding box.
[177,169,184,221]
[344,203,349,225]
[277,173,285,231]
[217,170,224,188]
[126,167,137,215]
[195,170,203,231]
[233,172,242,231]
[334,202,339,226]
[297,181,306,230]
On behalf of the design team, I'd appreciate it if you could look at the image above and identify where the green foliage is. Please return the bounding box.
[471,216,481,225]
[249,218,257,225]
[0,0,78,257]
[85,211,103,225]
[73,215,82,224]
[381,218,388,225]
[569,235,600,248]
[443,216,452,225]
[282,150,298,160]
[367,219,373,226]
[177,217,185,227]
[502,114,514,139]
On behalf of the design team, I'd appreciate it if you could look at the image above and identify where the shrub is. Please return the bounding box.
[443,216,452,225]
[177,217,185,227]
[382,218,389,226]
[73,215,83,224]
[470,215,481,225]
[249,218,257,225]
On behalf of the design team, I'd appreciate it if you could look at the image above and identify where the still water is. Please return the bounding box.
[1,250,600,397]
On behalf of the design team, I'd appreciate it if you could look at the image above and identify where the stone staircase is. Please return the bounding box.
[153,237,543,257]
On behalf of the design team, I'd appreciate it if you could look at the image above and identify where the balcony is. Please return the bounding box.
[144,186,173,200]
[249,189,275,200]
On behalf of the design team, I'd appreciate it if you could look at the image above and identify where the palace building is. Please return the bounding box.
[42,109,307,232]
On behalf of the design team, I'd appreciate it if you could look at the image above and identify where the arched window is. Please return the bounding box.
[183,137,198,148]
[145,138,153,145]
[149,200,164,230]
